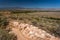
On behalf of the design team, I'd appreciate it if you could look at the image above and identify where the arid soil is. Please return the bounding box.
[9,20,60,40]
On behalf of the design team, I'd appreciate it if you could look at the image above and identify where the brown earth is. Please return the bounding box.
[9,20,60,40]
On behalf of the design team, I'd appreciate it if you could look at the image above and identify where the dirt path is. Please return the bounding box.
[10,26,60,40]
[9,21,60,40]
[11,28,31,40]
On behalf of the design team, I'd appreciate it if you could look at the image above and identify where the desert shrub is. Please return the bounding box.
[0,29,17,40]
[42,16,60,20]
[10,16,17,20]
[51,28,60,37]
[11,10,34,14]
[19,17,23,20]
[0,16,9,29]
[32,21,38,26]
[34,17,40,21]
[54,26,60,37]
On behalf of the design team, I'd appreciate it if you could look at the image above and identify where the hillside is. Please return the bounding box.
[0,10,60,40]
[9,20,60,40]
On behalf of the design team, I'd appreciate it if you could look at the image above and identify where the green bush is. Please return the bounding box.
[0,29,17,40]
[0,17,9,29]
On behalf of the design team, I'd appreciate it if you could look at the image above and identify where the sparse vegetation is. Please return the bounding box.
[0,13,17,40]
[0,10,60,40]
[0,28,17,40]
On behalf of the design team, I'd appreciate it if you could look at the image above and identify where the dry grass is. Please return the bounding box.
[0,10,60,37]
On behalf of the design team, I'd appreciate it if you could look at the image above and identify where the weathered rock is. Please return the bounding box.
[9,21,60,40]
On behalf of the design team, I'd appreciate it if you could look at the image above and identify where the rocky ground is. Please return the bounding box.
[9,20,60,40]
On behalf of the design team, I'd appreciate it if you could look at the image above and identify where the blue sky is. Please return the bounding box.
[0,0,60,8]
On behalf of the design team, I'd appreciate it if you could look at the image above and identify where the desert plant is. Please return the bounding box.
[0,16,9,29]
[0,28,17,40]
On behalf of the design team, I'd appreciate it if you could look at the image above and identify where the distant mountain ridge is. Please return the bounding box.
[0,7,60,11]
